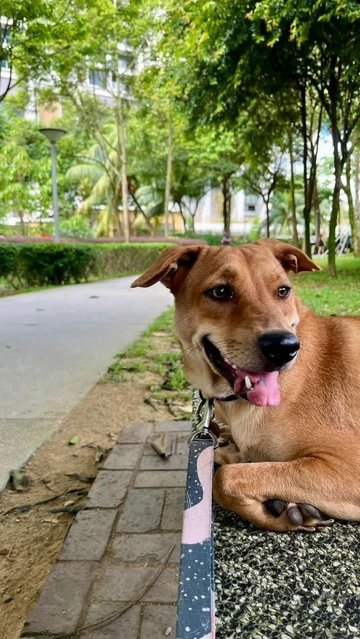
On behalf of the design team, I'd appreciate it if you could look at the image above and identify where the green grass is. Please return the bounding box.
[104,308,188,390]
[293,255,360,315]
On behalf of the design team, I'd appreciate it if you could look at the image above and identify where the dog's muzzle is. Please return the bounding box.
[258,332,300,369]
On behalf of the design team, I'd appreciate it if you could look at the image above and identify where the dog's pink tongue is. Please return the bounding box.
[234,370,281,407]
[247,372,280,407]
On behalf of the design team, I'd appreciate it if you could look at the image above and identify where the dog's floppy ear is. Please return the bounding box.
[131,244,203,290]
[257,239,321,273]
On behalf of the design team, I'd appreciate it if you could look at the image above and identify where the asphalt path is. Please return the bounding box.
[0,277,171,490]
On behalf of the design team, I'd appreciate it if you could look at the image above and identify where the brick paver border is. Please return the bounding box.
[22,421,190,639]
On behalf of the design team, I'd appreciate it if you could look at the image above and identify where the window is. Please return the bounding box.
[1,26,10,69]
[88,69,108,89]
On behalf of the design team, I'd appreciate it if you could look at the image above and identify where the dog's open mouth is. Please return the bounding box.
[202,336,281,407]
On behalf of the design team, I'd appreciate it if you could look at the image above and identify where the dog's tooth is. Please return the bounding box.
[231,364,237,370]
[244,375,252,390]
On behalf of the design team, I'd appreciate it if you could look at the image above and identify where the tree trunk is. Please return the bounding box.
[288,129,299,247]
[328,132,341,276]
[313,178,321,247]
[113,197,123,237]
[178,202,187,233]
[343,154,356,254]
[265,200,271,238]
[222,175,231,234]
[164,122,173,237]
[300,84,311,257]
[19,212,26,236]
[354,149,360,256]
[129,192,153,234]
[328,65,342,276]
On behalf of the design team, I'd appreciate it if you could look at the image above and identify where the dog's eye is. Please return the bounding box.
[277,285,291,299]
[206,285,234,300]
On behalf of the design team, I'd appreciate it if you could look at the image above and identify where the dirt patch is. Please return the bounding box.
[0,348,189,639]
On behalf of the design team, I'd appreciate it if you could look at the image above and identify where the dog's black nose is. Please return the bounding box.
[258,332,300,368]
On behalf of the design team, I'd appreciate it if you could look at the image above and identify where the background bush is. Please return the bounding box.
[0,242,172,289]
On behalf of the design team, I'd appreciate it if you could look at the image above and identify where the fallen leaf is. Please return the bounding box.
[95,446,110,463]
[68,435,80,446]
[8,470,30,492]
[144,397,157,410]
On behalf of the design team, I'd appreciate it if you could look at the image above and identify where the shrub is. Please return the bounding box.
[92,243,171,278]
[0,244,20,285]
[0,242,171,289]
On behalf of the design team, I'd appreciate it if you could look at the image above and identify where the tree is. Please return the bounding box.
[0,0,49,102]
[250,0,360,272]
[66,126,124,237]
[184,125,245,235]
[0,95,51,232]
[241,149,286,238]
[8,0,140,241]
[0,94,95,235]
[154,0,360,272]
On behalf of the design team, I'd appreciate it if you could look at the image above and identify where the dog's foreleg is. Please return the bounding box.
[213,457,360,532]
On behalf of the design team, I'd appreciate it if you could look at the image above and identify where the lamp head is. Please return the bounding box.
[39,128,67,144]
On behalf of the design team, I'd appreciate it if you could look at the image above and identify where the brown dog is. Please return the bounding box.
[132,240,360,532]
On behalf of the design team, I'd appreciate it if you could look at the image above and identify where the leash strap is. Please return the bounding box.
[176,398,217,639]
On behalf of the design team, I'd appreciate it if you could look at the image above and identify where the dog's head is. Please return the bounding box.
[132,240,320,407]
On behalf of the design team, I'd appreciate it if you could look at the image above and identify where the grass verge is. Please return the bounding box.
[103,307,191,418]
[293,254,360,315]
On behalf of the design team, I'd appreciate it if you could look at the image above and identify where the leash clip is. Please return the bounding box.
[188,397,218,449]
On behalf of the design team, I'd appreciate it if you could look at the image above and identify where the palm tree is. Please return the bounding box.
[67,124,123,237]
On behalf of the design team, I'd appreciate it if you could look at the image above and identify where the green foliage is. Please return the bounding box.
[0,96,95,230]
[92,242,172,278]
[0,243,18,279]
[0,97,51,223]
[0,243,96,287]
[0,241,172,289]
[60,215,93,238]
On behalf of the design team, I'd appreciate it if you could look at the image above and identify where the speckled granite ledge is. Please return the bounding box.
[214,504,360,638]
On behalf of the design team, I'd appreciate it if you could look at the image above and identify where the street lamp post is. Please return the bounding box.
[39,127,67,242]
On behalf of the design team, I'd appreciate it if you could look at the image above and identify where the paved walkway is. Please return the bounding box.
[22,420,189,638]
[0,279,171,490]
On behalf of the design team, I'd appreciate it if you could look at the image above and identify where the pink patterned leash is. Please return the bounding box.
[176,397,218,639]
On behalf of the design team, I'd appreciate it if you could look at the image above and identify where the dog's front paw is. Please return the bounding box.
[264,499,334,532]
